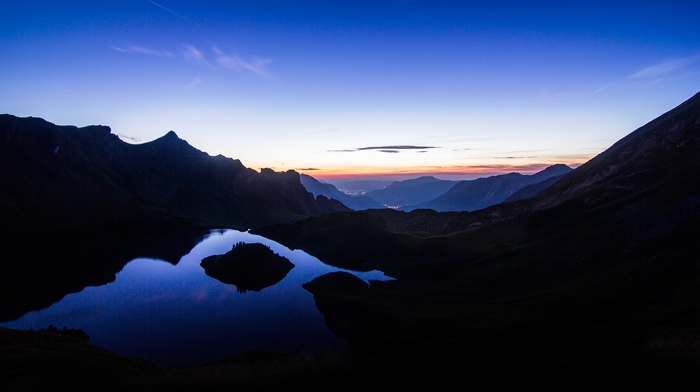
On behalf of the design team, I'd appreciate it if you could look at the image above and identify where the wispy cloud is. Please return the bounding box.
[330,145,438,153]
[213,46,273,78]
[629,57,698,79]
[116,134,139,142]
[181,44,205,64]
[111,45,173,57]
[597,54,700,93]
[112,42,274,79]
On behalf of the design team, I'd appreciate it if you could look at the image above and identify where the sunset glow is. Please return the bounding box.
[2,1,698,182]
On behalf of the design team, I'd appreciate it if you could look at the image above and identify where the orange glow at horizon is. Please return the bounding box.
[286,161,584,181]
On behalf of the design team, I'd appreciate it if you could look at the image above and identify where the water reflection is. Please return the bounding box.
[0,229,391,366]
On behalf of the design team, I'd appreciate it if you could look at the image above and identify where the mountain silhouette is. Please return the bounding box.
[3,91,700,387]
[0,114,348,233]
[408,163,573,211]
[364,175,458,207]
[502,172,568,202]
[253,90,700,379]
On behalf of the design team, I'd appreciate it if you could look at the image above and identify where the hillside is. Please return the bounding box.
[252,90,700,381]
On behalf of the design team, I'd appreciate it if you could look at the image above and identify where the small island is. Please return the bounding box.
[200,242,295,293]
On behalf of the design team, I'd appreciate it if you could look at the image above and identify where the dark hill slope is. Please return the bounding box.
[0,114,347,232]
[503,173,567,202]
[253,91,700,376]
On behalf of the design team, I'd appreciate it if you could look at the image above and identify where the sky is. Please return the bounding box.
[2,1,699,182]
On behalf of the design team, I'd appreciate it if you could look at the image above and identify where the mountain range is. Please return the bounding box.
[301,164,573,212]
[2,90,700,388]
[0,114,347,234]
[252,90,700,384]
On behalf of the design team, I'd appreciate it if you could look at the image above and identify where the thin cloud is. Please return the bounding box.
[297,168,321,171]
[595,55,700,93]
[213,46,273,78]
[145,0,195,23]
[116,134,139,142]
[330,145,438,153]
[113,42,274,79]
[357,145,437,151]
[181,44,205,64]
[597,54,700,93]
[629,57,697,79]
[111,45,173,57]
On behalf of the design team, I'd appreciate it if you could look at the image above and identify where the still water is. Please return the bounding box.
[0,229,390,366]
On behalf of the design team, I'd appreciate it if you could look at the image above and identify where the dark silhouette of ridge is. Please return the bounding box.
[3,91,700,388]
[364,175,458,207]
[0,114,348,321]
[408,163,573,211]
[0,114,348,233]
[253,91,700,379]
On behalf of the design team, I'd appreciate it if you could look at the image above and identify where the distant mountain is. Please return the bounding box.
[326,179,394,195]
[0,114,348,233]
[408,164,573,211]
[252,91,700,373]
[364,176,458,207]
[502,173,568,202]
[300,174,384,210]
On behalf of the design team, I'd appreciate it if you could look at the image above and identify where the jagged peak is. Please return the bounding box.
[147,130,189,147]
[163,130,179,139]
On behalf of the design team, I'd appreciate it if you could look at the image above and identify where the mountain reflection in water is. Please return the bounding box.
[0,229,391,366]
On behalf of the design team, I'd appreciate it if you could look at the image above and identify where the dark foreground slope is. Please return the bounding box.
[253,91,700,385]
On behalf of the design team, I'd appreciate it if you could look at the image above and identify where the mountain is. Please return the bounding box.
[252,90,700,381]
[0,114,350,322]
[408,163,573,211]
[300,173,384,210]
[4,91,700,387]
[0,114,348,233]
[502,172,568,202]
[364,175,458,207]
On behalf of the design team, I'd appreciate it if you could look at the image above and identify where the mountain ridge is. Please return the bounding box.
[0,114,348,233]
[408,163,573,211]
[252,90,700,374]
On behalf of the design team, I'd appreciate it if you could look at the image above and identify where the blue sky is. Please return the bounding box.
[2,1,699,181]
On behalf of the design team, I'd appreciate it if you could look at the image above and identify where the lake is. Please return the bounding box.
[0,229,391,366]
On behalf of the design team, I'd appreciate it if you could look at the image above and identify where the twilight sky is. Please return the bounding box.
[2,1,699,181]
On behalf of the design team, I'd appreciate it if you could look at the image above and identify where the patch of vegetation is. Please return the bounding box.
[33,324,90,342]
